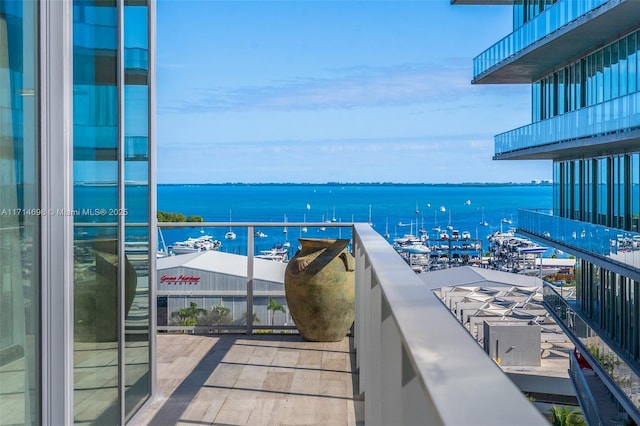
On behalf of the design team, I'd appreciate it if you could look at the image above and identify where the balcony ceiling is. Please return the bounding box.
[493,128,640,160]
[474,0,640,84]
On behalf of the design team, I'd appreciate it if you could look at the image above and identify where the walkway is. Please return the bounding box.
[131,334,364,426]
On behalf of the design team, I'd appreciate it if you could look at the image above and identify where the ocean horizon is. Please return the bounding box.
[158,183,553,256]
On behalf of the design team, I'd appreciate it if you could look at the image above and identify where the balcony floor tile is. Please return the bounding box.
[130,334,363,426]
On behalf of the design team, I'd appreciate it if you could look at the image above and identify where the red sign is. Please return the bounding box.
[161,274,201,285]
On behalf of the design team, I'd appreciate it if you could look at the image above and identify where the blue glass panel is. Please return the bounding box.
[495,90,640,155]
[124,3,150,420]
[0,1,39,424]
[629,34,637,94]
[520,209,640,269]
[73,1,119,424]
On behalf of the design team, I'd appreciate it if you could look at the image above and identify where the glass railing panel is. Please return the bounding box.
[474,0,611,78]
[519,209,640,270]
[157,222,354,333]
[544,285,640,413]
[569,351,606,426]
[495,91,640,155]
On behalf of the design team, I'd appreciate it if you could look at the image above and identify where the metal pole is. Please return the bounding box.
[247,226,254,335]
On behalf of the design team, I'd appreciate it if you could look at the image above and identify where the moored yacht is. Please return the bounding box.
[168,234,222,255]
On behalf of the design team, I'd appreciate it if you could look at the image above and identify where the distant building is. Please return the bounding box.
[156,251,290,328]
[453,0,640,423]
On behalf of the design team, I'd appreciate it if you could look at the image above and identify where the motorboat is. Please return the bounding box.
[169,234,222,255]
[461,231,471,240]
[255,230,268,238]
[255,245,289,262]
[402,243,431,255]
[168,241,201,255]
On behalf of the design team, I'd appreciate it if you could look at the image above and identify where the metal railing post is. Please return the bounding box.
[247,226,254,335]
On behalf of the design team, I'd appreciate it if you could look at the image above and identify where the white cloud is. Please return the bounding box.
[159,61,523,114]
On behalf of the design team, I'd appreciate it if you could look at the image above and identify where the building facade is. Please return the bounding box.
[0,1,155,424]
[453,0,640,423]
[156,251,291,329]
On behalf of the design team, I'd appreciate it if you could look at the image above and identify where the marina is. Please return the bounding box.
[157,183,563,276]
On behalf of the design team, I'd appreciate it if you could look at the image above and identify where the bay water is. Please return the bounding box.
[158,183,553,255]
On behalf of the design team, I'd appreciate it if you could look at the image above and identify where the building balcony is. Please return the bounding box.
[472,0,640,84]
[544,285,640,423]
[517,209,640,281]
[128,222,546,425]
[494,91,640,160]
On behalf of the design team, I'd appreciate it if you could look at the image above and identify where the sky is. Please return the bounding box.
[157,0,551,184]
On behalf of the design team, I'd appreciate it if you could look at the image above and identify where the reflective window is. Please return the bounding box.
[73,1,119,424]
[629,33,637,94]
[531,29,640,122]
[633,154,639,232]
[123,2,150,420]
[0,1,39,424]
[603,46,611,101]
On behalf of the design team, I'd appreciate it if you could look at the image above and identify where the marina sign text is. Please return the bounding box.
[160,274,201,285]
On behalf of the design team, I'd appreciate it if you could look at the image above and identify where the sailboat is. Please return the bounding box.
[320,214,326,231]
[301,213,307,233]
[157,227,170,258]
[282,214,290,248]
[224,210,236,240]
[331,206,337,222]
[368,204,373,226]
[384,217,390,239]
[447,210,453,231]
[480,207,489,227]
[415,202,420,214]
[432,210,441,233]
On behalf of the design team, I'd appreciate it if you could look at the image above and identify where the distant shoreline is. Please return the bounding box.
[158,182,552,187]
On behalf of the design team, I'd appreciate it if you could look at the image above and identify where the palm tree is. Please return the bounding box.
[267,297,286,326]
[549,405,586,426]
[170,302,207,326]
[238,312,260,326]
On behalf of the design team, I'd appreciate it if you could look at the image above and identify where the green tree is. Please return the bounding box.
[199,304,232,326]
[549,406,586,426]
[157,211,204,222]
[170,302,207,326]
[267,297,286,326]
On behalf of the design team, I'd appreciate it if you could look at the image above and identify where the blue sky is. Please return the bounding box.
[157,0,551,184]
